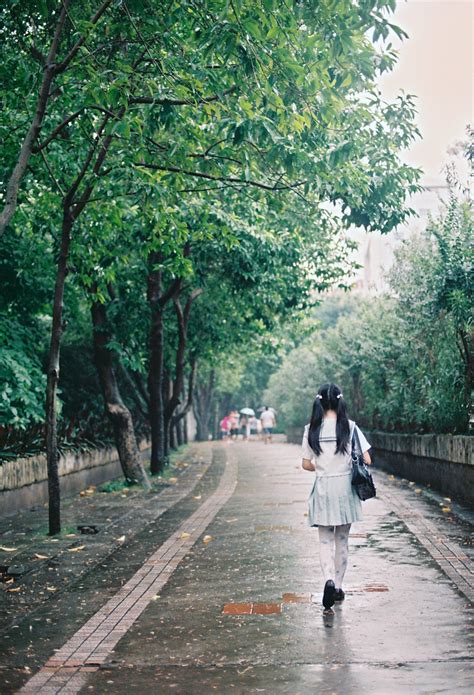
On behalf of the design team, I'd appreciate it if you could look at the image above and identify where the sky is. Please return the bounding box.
[378,0,473,186]
[348,0,472,291]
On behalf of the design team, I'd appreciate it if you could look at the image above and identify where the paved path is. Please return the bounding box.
[3,440,474,694]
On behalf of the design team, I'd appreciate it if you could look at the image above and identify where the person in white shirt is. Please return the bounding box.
[260,406,276,444]
[301,383,372,611]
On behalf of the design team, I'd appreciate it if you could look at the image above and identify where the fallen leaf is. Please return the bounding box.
[64,533,76,538]
[0,546,18,553]
[443,497,451,502]
[46,586,57,592]
[193,495,202,500]
[169,477,178,484]
[442,506,451,513]
[151,594,161,601]
[67,545,86,553]
[414,489,421,494]
[180,532,191,539]
[203,535,213,544]
[116,535,126,542]
[7,586,21,593]
[34,554,49,560]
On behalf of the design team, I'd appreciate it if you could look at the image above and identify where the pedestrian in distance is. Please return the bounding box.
[301,383,372,612]
[229,410,239,441]
[249,415,259,439]
[219,414,231,442]
[239,413,249,441]
[260,406,276,444]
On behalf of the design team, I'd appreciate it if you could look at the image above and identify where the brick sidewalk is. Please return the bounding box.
[19,448,237,694]
[0,445,213,634]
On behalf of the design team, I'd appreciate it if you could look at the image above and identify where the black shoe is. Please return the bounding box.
[322,580,336,609]
[334,588,345,602]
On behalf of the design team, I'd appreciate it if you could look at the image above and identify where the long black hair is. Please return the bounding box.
[308,383,350,456]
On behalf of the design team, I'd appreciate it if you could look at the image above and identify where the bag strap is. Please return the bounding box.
[351,423,362,457]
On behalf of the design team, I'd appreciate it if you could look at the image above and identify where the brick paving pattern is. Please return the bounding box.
[380,482,474,602]
[19,451,237,694]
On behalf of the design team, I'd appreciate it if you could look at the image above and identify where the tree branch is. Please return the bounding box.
[33,105,115,153]
[136,163,307,192]
[129,86,236,106]
[55,0,114,74]
[0,0,71,235]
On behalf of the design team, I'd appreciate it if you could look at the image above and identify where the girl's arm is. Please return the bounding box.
[302,458,315,471]
[363,451,372,465]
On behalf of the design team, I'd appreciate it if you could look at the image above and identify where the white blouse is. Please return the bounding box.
[302,419,371,477]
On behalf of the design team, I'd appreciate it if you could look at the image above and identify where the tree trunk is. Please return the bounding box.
[169,422,177,450]
[193,368,215,441]
[147,255,166,474]
[183,413,188,444]
[91,300,151,489]
[45,210,73,535]
[163,371,171,459]
[165,292,202,439]
[117,362,149,420]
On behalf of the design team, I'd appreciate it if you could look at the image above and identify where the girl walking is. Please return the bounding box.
[301,383,371,610]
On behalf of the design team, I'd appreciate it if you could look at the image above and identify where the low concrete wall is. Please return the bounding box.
[286,426,473,506]
[0,441,150,517]
[368,431,473,507]
[286,426,304,445]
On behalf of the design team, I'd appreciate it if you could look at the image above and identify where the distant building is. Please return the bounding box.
[351,184,450,295]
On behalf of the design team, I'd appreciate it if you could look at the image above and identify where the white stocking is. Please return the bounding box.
[318,525,335,582]
[334,523,351,589]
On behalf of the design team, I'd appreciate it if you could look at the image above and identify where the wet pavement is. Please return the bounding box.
[1,439,473,694]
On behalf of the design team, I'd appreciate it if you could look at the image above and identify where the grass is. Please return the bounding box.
[98,444,191,493]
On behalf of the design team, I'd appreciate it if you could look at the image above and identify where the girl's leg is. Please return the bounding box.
[334,523,351,589]
[318,525,335,581]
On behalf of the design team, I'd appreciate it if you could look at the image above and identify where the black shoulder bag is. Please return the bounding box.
[351,426,376,501]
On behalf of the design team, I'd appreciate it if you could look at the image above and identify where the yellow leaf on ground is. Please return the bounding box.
[116,535,126,542]
[415,489,421,494]
[193,495,202,500]
[442,506,451,513]
[7,587,21,593]
[67,545,85,553]
[169,477,178,484]
[34,554,49,560]
[180,532,191,539]
[0,546,18,552]
[46,586,57,592]
[203,535,213,544]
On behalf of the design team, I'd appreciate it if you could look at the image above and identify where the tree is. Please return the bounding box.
[265,178,472,434]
